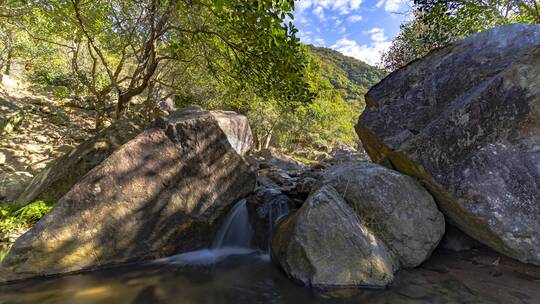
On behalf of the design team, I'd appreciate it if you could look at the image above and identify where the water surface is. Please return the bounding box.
[1,248,538,304]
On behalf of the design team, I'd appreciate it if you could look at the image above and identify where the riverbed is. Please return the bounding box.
[0,248,538,304]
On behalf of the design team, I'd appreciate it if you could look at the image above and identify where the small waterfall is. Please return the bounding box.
[267,196,290,253]
[212,199,253,249]
[158,199,258,266]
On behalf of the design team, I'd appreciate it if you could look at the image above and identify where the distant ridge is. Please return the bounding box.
[309,45,386,103]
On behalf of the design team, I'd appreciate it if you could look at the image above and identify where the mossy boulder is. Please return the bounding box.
[320,162,445,268]
[272,185,398,288]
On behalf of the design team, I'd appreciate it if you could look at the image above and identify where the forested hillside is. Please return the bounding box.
[310,46,385,102]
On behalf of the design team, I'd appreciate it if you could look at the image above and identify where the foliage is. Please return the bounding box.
[382,0,540,71]
[1,0,311,129]
[0,0,385,152]
[171,44,383,151]
[309,46,385,101]
[0,200,53,234]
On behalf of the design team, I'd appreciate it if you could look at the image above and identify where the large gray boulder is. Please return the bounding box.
[272,185,398,288]
[0,107,256,282]
[320,162,445,268]
[356,24,540,264]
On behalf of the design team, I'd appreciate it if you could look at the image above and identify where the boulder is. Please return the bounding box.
[356,24,540,264]
[0,107,256,282]
[15,118,146,205]
[320,162,445,268]
[0,171,33,203]
[211,110,253,156]
[272,185,398,288]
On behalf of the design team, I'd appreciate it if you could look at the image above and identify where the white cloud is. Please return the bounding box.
[331,28,391,65]
[313,6,325,20]
[375,0,409,13]
[295,0,364,16]
[347,14,363,23]
[367,27,387,42]
[297,31,326,46]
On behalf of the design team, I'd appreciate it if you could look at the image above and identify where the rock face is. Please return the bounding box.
[15,118,146,205]
[0,107,256,282]
[356,24,540,264]
[272,185,398,288]
[320,162,445,268]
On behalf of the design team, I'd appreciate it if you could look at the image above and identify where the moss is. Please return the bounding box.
[293,156,319,165]
[0,200,53,233]
[386,151,516,258]
[0,200,54,262]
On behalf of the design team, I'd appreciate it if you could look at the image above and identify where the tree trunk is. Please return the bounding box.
[94,96,106,131]
[4,31,14,75]
[263,128,273,149]
[116,92,130,119]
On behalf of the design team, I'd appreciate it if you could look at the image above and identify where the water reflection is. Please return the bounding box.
[0,249,539,304]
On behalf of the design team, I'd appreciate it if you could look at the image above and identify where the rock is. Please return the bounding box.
[246,187,292,251]
[257,168,297,191]
[27,158,55,174]
[322,146,357,165]
[271,185,398,288]
[0,171,33,203]
[0,112,23,135]
[159,98,176,112]
[320,162,445,268]
[0,152,5,165]
[254,148,305,171]
[14,118,146,205]
[211,110,253,156]
[0,107,256,282]
[356,24,540,264]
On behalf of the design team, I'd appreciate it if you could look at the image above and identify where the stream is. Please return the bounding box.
[0,200,539,304]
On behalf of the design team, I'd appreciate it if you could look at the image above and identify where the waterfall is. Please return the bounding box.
[212,199,253,249]
[266,195,290,253]
[157,199,257,266]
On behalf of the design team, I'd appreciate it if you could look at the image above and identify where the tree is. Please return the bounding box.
[11,0,310,129]
[382,0,540,71]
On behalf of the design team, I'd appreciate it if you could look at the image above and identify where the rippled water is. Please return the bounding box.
[1,249,539,304]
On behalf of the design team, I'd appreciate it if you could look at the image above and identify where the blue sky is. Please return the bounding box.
[292,0,413,66]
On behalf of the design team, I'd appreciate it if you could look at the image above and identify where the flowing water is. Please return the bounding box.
[155,199,261,266]
[1,199,539,304]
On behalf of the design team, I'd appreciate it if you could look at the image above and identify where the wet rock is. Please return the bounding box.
[0,107,256,282]
[272,185,398,288]
[246,187,291,251]
[320,162,445,268]
[0,171,33,203]
[356,24,540,264]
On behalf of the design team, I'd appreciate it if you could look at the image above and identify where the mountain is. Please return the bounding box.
[309,45,386,103]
